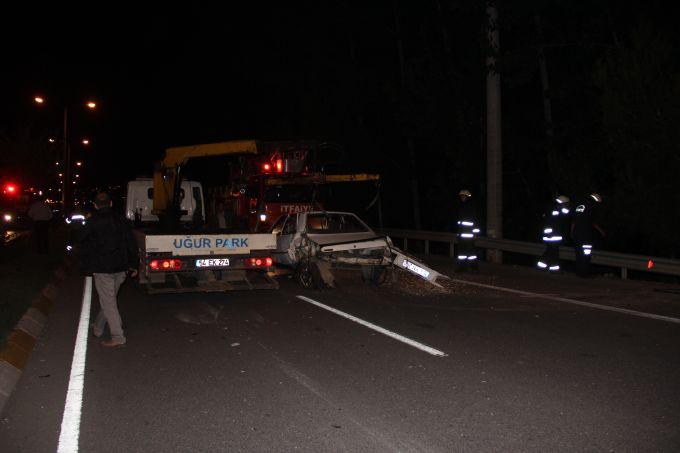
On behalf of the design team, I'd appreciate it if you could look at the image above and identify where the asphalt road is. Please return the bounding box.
[1,264,680,452]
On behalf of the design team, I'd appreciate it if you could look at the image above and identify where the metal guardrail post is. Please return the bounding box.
[449,242,455,258]
[424,240,429,255]
[403,237,408,251]
[621,268,628,280]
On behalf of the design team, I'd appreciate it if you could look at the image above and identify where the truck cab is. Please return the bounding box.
[126,178,205,225]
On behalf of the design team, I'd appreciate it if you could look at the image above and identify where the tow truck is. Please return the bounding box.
[127,140,280,294]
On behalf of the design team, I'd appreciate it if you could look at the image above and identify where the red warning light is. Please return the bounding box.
[262,163,271,172]
[647,260,654,270]
[275,159,283,172]
[3,184,18,195]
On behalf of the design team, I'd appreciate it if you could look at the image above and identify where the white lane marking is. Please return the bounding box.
[448,277,680,325]
[296,295,447,357]
[57,276,92,453]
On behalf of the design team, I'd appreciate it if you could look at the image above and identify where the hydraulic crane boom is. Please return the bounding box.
[152,140,259,227]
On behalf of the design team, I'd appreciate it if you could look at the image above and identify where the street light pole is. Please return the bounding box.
[63,106,69,210]
[34,96,96,212]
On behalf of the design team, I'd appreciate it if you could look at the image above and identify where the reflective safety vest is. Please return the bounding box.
[541,202,570,244]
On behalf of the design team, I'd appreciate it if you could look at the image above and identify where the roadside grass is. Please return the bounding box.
[0,228,66,347]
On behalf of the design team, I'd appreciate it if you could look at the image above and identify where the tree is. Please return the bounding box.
[594,25,680,256]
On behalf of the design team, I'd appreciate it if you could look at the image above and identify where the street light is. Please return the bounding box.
[48,137,55,143]
[33,95,97,212]
[75,161,82,167]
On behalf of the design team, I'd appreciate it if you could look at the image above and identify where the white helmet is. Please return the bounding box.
[590,193,602,203]
[555,195,570,204]
[459,189,471,198]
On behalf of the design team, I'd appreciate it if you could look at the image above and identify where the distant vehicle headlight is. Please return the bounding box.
[3,213,12,222]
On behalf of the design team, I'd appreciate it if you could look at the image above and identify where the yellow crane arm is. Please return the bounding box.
[153,140,259,215]
[163,140,259,166]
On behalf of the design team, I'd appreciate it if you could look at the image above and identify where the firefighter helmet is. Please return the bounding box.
[555,195,570,204]
[458,189,472,198]
[590,193,602,203]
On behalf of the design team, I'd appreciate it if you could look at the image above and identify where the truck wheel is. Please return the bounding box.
[136,252,147,287]
[297,262,322,289]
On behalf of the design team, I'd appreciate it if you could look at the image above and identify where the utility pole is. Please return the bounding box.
[63,106,70,210]
[486,1,503,263]
[392,0,421,230]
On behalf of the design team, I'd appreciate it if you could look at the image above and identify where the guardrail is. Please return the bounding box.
[382,229,680,279]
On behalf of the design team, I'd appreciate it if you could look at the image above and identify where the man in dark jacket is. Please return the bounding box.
[79,192,138,347]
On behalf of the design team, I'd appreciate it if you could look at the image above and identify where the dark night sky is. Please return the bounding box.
[1,3,407,181]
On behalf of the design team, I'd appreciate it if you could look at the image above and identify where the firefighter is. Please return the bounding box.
[455,189,480,271]
[571,193,605,277]
[536,195,570,272]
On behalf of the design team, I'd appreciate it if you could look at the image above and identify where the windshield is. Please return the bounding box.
[306,213,369,234]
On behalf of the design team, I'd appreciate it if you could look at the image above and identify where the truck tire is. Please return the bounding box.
[297,261,322,289]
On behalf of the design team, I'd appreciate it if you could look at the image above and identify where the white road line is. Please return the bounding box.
[57,276,92,453]
[296,295,447,357]
[448,277,680,325]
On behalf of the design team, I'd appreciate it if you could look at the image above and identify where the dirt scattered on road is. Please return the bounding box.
[385,271,482,297]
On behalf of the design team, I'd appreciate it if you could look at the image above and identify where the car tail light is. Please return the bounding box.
[263,163,271,172]
[246,257,273,268]
[149,259,182,271]
[275,159,283,172]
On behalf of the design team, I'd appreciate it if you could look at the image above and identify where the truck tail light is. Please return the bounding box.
[275,159,283,172]
[246,257,273,268]
[149,259,182,271]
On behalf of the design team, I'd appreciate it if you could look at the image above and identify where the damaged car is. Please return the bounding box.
[270,211,394,287]
[271,211,446,289]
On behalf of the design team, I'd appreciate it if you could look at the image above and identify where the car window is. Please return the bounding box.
[270,215,288,235]
[282,216,297,235]
[306,213,369,234]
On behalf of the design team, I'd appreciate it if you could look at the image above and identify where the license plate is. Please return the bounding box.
[195,258,230,268]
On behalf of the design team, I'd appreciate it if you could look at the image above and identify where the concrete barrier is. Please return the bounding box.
[0,261,69,414]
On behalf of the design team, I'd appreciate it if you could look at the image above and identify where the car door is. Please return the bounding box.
[272,214,297,265]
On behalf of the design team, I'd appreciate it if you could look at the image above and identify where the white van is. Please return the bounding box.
[125,178,205,224]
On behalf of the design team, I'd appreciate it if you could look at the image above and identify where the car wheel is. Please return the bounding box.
[297,261,322,289]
